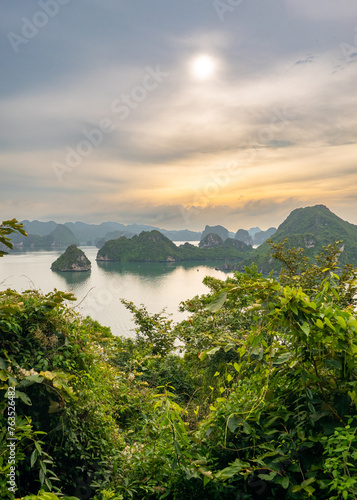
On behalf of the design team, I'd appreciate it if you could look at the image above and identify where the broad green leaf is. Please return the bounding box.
[290,303,298,315]
[300,322,310,336]
[273,352,291,365]
[16,390,32,405]
[174,440,182,458]
[30,449,38,467]
[258,471,277,481]
[348,317,357,331]
[227,416,241,433]
[301,477,315,488]
[40,371,57,380]
[315,319,324,329]
[203,475,211,487]
[199,351,207,361]
[336,316,346,330]
[48,400,62,414]
[215,458,249,479]
[205,291,227,313]
[206,346,221,356]
[292,485,302,493]
[304,485,315,496]
[297,430,305,440]
[282,476,289,489]
[16,374,44,389]
[324,317,335,331]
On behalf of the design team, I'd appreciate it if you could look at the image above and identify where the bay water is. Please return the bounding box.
[0,246,232,337]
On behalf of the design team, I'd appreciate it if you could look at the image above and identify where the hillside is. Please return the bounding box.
[97,230,183,262]
[250,205,357,272]
[96,230,250,262]
[51,224,80,247]
[253,226,276,245]
[200,225,230,241]
[235,229,253,246]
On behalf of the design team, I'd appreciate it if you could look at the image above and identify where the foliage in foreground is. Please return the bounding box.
[1,222,357,499]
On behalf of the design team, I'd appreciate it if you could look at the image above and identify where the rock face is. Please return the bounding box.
[248,227,261,237]
[224,238,250,250]
[235,229,253,246]
[199,233,224,248]
[200,225,229,242]
[51,245,91,272]
[253,227,277,246]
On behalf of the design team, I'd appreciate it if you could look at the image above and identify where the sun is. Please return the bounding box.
[191,54,216,80]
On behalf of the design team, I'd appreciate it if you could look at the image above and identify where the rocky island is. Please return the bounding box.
[51,244,91,272]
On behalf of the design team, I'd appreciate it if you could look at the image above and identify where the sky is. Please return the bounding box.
[1,0,357,231]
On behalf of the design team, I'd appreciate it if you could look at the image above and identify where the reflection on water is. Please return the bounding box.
[97,259,223,277]
[52,269,91,286]
[0,247,232,337]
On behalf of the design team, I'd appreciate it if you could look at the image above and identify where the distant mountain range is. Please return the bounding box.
[199,225,276,246]
[14,221,201,248]
[96,205,357,269]
[9,223,79,249]
[7,220,275,250]
[6,205,354,271]
[250,204,357,272]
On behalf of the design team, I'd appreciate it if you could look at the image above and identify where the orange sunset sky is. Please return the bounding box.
[1,0,357,231]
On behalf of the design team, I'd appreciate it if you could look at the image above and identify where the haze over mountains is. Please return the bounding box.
[5,205,357,274]
[93,205,357,270]
[11,220,276,249]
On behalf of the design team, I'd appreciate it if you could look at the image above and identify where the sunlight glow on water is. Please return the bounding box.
[0,247,232,337]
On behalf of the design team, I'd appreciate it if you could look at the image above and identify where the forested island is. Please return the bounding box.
[95,205,357,275]
[96,229,251,263]
[51,245,91,272]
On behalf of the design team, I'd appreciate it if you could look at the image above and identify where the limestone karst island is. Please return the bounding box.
[51,244,91,272]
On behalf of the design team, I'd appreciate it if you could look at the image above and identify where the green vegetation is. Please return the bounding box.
[51,245,91,272]
[96,230,250,263]
[2,218,357,499]
[22,220,201,246]
[0,219,28,257]
[251,205,357,272]
[98,206,357,273]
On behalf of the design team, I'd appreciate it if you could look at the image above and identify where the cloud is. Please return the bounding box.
[1,1,357,230]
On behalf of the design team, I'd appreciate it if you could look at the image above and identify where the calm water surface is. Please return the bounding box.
[0,246,232,337]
